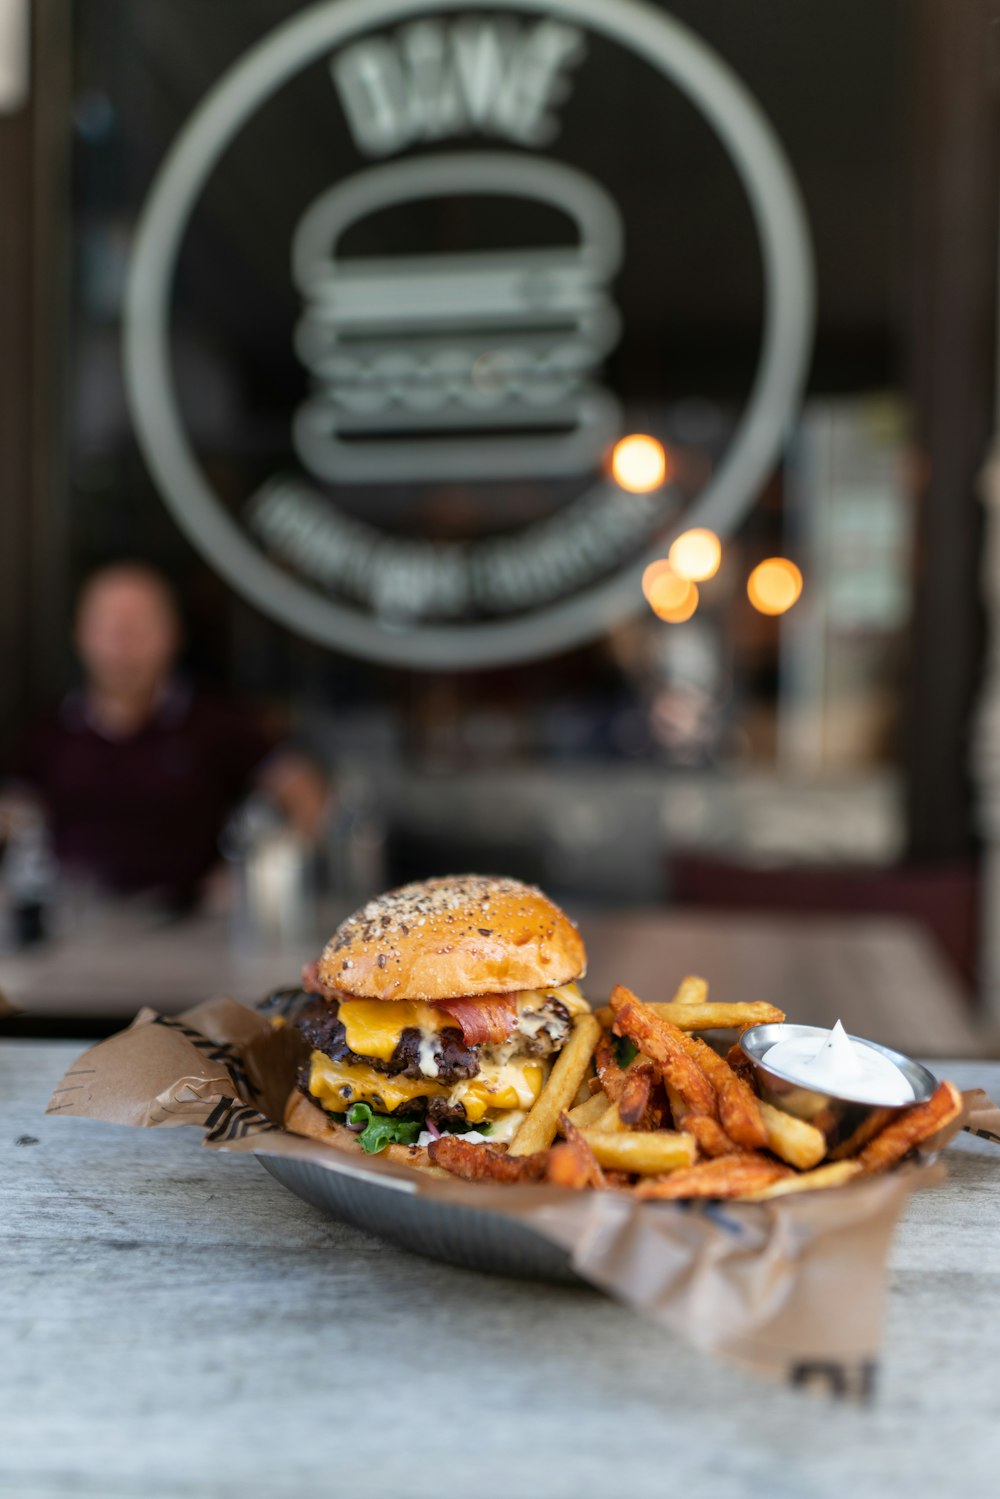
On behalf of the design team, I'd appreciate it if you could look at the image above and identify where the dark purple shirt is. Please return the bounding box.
[12,682,276,899]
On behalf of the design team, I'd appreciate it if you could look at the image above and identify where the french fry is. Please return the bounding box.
[858,1081,963,1174]
[428,1135,549,1182]
[565,1091,613,1129]
[547,1114,606,1189]
[758,1100,827,1170]
[581,1129,697,1174]
[740,1160,863,1200]
[671,974,709,1006]
[596,1001,785,1031]
[609,987,716,1118]
[508,1013,602,1155]
[637,1154,790,1200]
[673,1030,767,1149]
[594,1100,626,1133]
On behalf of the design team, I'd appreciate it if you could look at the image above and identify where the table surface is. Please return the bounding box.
[2,1042,998,1499]
[0,906,986,1056]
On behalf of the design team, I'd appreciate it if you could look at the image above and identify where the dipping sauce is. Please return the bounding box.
[763,1020,914,1106]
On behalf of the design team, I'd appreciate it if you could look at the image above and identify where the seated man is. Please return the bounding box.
[1,562,329,910]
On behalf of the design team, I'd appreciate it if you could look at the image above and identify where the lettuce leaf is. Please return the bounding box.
[612,1035,639,1069]
[346,1102,421,1154]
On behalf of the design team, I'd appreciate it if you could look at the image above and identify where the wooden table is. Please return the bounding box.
[0,907,985,1056]
[0,1043,998,1497]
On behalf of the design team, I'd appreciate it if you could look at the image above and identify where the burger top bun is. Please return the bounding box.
[317,874,586,1002]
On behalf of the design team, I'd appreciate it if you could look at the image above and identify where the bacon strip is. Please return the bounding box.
[434,995,518,1045]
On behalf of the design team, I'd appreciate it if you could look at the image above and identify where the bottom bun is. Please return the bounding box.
[284,1088,433,1170]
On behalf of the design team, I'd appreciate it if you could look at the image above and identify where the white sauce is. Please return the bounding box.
[517,1009,550,1041]
[763,1020,913,1106]
[416,1034,440,1079]
[415,1109,526,1150]
[416,1128,492,1148]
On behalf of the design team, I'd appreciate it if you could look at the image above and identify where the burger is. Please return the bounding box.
[283,874,589,1163]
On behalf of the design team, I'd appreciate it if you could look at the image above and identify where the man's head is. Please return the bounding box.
[75,564,181,698]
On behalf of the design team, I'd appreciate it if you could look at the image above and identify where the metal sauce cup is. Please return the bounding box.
[739,1023,938,1154]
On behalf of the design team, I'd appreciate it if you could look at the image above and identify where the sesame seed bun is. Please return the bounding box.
[317,874,586,1002]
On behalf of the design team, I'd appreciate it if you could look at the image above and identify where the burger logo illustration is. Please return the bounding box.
[124,0,813,668]
[291,151,624,486]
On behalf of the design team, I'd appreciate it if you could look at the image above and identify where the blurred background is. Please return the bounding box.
[1,0,997,1055]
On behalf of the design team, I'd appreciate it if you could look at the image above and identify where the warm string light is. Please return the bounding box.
[747,557,803,616]
[641,531,802,624]
[642,560,699,622]
[668,528,721,581]
[611,434,670,493]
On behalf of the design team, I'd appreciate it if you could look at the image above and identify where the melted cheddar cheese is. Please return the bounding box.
[307,1051,546,1123]
[337,1000,449,1062]
[308,1051,449,1113]
[309,983,582,1124]
[336,982,587,1064]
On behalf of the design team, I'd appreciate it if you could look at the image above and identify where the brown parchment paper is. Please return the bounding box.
[46,998,1000,1395]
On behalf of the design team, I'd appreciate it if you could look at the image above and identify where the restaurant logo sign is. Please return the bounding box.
[124,0,813,668]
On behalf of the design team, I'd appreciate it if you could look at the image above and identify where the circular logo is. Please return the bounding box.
[124,0,814,669]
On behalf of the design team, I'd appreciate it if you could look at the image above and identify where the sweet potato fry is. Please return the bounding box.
[758,1100,827,1170]
[581,1129,697,1174]
[609,987,716,1118]
[719,1076,768,1148]
[637,1154,790,1200]
[725,1042,759,1089]
[594,1032,628,1101]
[827,1106,895,1162]
[597,1001,785,1030]
[664,1082,689,1127]
[592,1029,661,1127]
[546,1113,606,1190]
[675,1032,767,1149]
[684,1113,744,1158]
[509,1013,602,1156]
[858,1081,963,1173]
[618,1062,656,1126]
[428,1135,549,1182]
[740,1160,863,1200]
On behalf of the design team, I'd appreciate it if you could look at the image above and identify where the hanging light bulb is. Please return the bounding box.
[643,564,699,622]
[611,434,669,493]
[747,557,803,616]
[668,528,722,582]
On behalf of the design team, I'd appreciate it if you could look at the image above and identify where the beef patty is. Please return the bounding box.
[296,996,479,1086]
